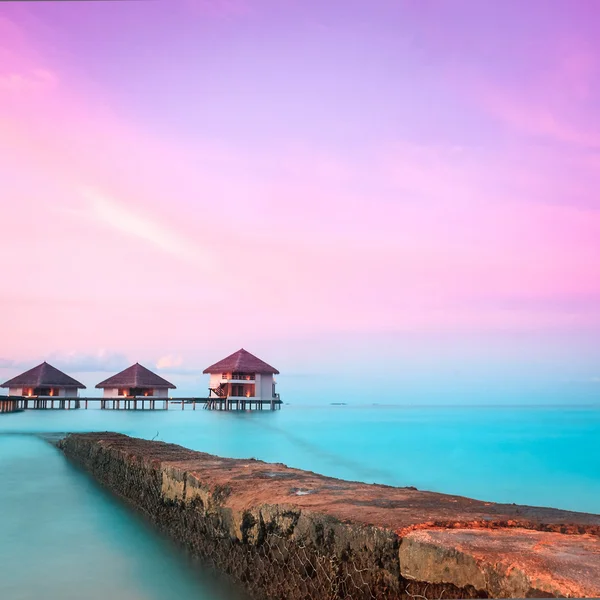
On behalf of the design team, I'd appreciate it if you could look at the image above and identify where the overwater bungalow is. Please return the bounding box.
[96,363,176,398]
[203,348,280,404]
[1,362,86,398]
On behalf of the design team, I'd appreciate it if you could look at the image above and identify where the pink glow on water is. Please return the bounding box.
[1,1,599,394]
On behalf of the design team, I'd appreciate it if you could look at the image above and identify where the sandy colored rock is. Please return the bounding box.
[400,528,600,598]
[57,432,600,599]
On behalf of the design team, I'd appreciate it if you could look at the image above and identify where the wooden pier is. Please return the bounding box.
[204,397,282,411]
[1,351,283,413]
[0,398,21,413]
[0,396,283,411]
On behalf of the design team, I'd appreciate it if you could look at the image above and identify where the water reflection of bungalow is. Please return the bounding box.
[204,348,279,403]
[1,362,85,398]
[96,363,176,398]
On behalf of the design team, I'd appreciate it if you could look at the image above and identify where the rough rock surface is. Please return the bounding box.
[57,432,600,599]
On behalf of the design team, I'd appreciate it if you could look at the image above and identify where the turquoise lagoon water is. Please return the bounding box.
[0,434,241,600]
[0,404,599,598]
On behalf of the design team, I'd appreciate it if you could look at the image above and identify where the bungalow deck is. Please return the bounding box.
[0,396,283,411]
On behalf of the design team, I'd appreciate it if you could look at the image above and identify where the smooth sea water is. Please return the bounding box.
[1,404,599,598]
[0,434,240,600]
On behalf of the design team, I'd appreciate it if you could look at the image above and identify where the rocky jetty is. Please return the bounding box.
[57,432,600,599]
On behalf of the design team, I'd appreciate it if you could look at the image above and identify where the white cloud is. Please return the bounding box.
[156,355,183,370]
[182,0,251,17]
[79,186,216,271]
[47,350,128,373]
[0,351,128,375]
[0,68,58,93]
[155,356,201,376]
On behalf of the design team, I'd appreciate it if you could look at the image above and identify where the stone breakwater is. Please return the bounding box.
[57,433,600,599]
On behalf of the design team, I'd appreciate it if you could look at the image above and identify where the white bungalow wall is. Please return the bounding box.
[102,388,169,398]
[260,374,274,399]
[252,374,274,400]
[9,386,80,397]
[208,374,222,396]
[207,373,275,399]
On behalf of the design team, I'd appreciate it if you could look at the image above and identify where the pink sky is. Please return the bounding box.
[1,0,599,398]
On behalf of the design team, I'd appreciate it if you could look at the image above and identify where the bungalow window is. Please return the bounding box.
[33,387,60,396]
[232,373,255,380]
[129,388,153,397]
[231,384,254,397]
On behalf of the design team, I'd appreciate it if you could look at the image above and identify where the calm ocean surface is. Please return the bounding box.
[1,404,599,598]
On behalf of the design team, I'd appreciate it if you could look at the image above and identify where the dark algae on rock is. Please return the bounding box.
[57,433,600,599]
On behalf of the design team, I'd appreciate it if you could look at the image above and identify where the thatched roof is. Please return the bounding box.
[203,348,279,375]
[95,363,176,389]
[1,362,86,389]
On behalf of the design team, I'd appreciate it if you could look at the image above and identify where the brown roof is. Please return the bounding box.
[1,362,86,389]
[95,363,176,389]
[203,348,279,375]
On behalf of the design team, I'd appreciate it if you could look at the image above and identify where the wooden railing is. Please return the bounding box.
[0,395,283,411]
[221,373,256,380]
